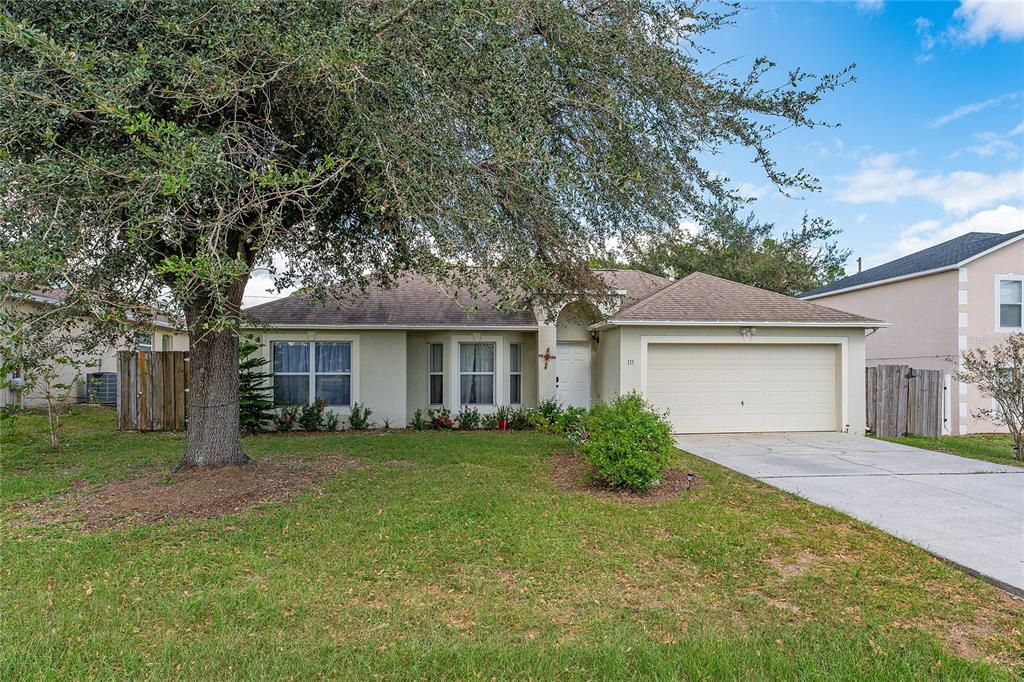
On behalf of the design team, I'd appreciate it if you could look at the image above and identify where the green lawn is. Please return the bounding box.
[2,407,1022,680]
[881,433,1021,467]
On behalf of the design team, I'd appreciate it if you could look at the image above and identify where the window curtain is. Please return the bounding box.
[316,342,351,373]
[460,343,495,404]
[274,342,309,373]
[460,343,494,373]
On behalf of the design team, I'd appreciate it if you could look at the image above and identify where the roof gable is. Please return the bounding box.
[800,229,1024,299]
[613,272,883,325]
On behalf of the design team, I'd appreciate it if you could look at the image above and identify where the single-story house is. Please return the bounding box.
[1,289,189,407]
[800,229,1023,435]
[243,270,885,434]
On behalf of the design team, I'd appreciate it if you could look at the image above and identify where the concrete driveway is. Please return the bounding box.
[676,432,1024,595]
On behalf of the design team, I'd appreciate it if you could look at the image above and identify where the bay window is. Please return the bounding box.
[272,341,352,406]
[428,343,444,405]
[509,343,522,404]
[460,342,495,405]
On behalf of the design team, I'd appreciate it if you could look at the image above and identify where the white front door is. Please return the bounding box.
[555,342,591,408]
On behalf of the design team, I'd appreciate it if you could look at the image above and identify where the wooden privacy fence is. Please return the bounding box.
[866,365,944,438]
[117,351,189,431]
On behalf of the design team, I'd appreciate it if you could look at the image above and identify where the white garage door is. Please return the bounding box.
[646,344,838,433]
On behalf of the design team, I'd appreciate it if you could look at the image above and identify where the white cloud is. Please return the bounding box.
[963,129,1021,159]
[836,152,1024,214]
[929,92,1019,128]
[865,204,1024,266]
[856,0,885,12]
[1011,120,1024,136]
[952,0,1024,44]
[915,17,937,63]
[735,182,771,201]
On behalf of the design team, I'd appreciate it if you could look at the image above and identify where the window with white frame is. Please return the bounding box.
[137,333,153,352]
[459,342,495,405]
[428,343,444,405]
[161,334,172,351]
[998,277,1023,329]
[272,341,352,406]
[509,343,522,404]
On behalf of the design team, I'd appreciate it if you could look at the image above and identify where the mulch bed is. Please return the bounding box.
[16,455,360,530]
[547,451,704,503]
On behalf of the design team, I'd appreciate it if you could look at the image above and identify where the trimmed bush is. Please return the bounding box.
[456,406,481,430]
[348,402,372,430]
[581,392,674,491]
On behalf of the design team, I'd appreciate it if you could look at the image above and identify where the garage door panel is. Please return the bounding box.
[647,344,838,433]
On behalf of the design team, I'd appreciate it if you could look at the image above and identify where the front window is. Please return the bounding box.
[459,342,495,405]
[272,341,352,406]
[137,333,153,352]
[999,278,1022,329]
[509,343,522,404]
[428,343,444,405]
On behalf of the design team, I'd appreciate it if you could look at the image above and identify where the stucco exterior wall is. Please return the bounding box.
[252,329,408,428]
[608,325,868,435]
[808,270,958,369]
[595,327,621,404]
[958,239,1023,434]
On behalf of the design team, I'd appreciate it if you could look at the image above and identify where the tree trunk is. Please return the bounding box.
[179,274,250,469]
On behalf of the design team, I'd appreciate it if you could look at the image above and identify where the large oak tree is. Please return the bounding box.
[0,0,849,467]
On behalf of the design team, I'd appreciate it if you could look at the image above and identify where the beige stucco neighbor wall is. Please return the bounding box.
[809,270,958,370]
[607,325,868,435]
[3,299,188,407]
[958,239,1024,434]
[405,330,537,423]
[252,329,408,428]
[595,327,621,404]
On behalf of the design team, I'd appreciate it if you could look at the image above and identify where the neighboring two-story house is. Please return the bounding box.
[800,230,1023,435]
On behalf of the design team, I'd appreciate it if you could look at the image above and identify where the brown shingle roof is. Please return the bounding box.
[593,269,672,311]
[244,273,537,327]
[614,272,885,325]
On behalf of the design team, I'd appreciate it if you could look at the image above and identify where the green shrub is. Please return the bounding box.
[348,402,372,430]
[411,409,428,430]
[535,397,562,421]
[239,335,275,435]
[507,408,530,431]
[324,410,340,432]
[481,412,500,430]
[298,399,328,431]
[428,407,454,429]
[581,392,674,491]
[456,406,481,430]
[556,406,588,439]
[273,405,299,432]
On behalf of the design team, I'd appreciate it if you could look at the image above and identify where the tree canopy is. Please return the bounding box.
[0,0,850,465]
[614,201,851,296]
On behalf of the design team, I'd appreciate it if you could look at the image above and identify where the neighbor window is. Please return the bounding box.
[509,343,522,404]
[137,333,153,352]
[459,342,495,405]
[272,341,352,406]
[161,334,172,351]
[998,278,1023,329]
[428,343,444,405]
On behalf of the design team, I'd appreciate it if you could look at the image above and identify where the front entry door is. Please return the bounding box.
[555,342,591,408]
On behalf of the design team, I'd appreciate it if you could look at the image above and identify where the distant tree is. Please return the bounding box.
[1,1,850,467]
[955,334,1023,461]
[623,202,851,295]
[238,336,275,436]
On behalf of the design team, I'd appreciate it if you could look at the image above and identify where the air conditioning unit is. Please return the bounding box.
[86,372,118,405]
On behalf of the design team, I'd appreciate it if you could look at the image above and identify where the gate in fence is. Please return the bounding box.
[866,364,944,438]
[117,351,189,431]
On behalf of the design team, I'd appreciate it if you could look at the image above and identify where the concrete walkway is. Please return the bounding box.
[676,432,1024,595]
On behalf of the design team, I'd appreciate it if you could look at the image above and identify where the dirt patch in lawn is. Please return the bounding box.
[547,451,702,503]
[16,455,359,529]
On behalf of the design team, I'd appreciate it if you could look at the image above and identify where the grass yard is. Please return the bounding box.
[881,434,1021,468]
[2,407,1023,680]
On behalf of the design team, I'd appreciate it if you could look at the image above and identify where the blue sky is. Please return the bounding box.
[702,0,1024,271]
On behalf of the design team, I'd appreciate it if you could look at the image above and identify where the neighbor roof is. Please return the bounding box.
[800,229,1024,299]
[608,272,884,326]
